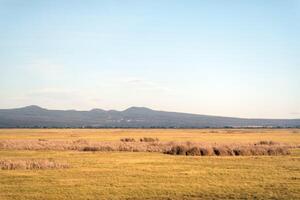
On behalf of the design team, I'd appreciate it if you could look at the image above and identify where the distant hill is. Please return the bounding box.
[0,105,299,128]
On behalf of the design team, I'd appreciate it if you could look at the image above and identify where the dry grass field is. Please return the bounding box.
[0,128,299,143]
[0,129,299,199]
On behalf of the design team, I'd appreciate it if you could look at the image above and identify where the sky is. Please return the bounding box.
[0,0,299,118]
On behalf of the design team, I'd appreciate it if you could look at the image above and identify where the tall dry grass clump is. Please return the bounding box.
[0,159,69,170]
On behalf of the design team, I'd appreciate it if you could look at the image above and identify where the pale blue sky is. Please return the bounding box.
[0,0,299,118]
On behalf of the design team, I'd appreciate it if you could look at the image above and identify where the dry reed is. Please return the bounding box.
[0,159,69,170]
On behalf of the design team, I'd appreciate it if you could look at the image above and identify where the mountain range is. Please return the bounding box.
[0,105,299,128]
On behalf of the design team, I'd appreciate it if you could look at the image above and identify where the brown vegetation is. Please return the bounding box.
[164,144,290,156]
[0,139,293,156]
[82,146,114,152]
[0,139,168,152]
[0,159,69,170]
[139,137,159,142]
[120,138,136,142]
[255,140,278,145]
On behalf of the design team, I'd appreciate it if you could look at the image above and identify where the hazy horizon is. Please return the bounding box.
[0,104,299,120]
[1,0,299,118]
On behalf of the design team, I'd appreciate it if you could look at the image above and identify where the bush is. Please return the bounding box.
[176,145,187,155]
[140,137,159,142]
[256,140,277,145]
[120,138,136,142]
[186,147,200,156]
[213,147,228,156]
[199,147,210,156]
[267,147,290,155]
[233,147,251,156]
[82,146,99,151]
[276,147,290,155]
[82,147,99,151]
[166,145,187,155]
[213,146,234,156]
[82,146,113,152]
[250,146,268,156]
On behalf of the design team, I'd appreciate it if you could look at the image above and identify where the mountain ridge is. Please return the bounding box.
[0,105,299,128]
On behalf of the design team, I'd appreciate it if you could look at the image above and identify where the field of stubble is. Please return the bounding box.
[0,129,299,200]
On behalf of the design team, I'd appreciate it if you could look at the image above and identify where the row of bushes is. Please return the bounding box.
[164,145,290,156]
[120,137,159,142]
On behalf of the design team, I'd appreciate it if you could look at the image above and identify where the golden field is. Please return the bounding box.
[0,128,299,143]
[0,129,299,199]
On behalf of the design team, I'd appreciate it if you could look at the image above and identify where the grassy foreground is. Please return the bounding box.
[0,129,299,199]
[0,150,299,200]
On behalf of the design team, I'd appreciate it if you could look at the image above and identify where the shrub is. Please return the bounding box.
[233,147,251,156]
[256,140,277,145]
[166,145,187,155]
[140,137,159,142]
[120,138,136,142]
[212,146,234,156]
[250,146,268,156]
[269,141,277,145]
[267,147,290,156]
[82,146,113,152]
[213,147,221,156]
[186,147,200,156]
[233,148,242,156]
[165,146,176,155]
[199,147,211,156]
[176,145,187,155]
[82,146,99,151]
[277,147,290,155]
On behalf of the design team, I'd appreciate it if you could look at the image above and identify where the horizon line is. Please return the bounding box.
[1,105,299,120]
